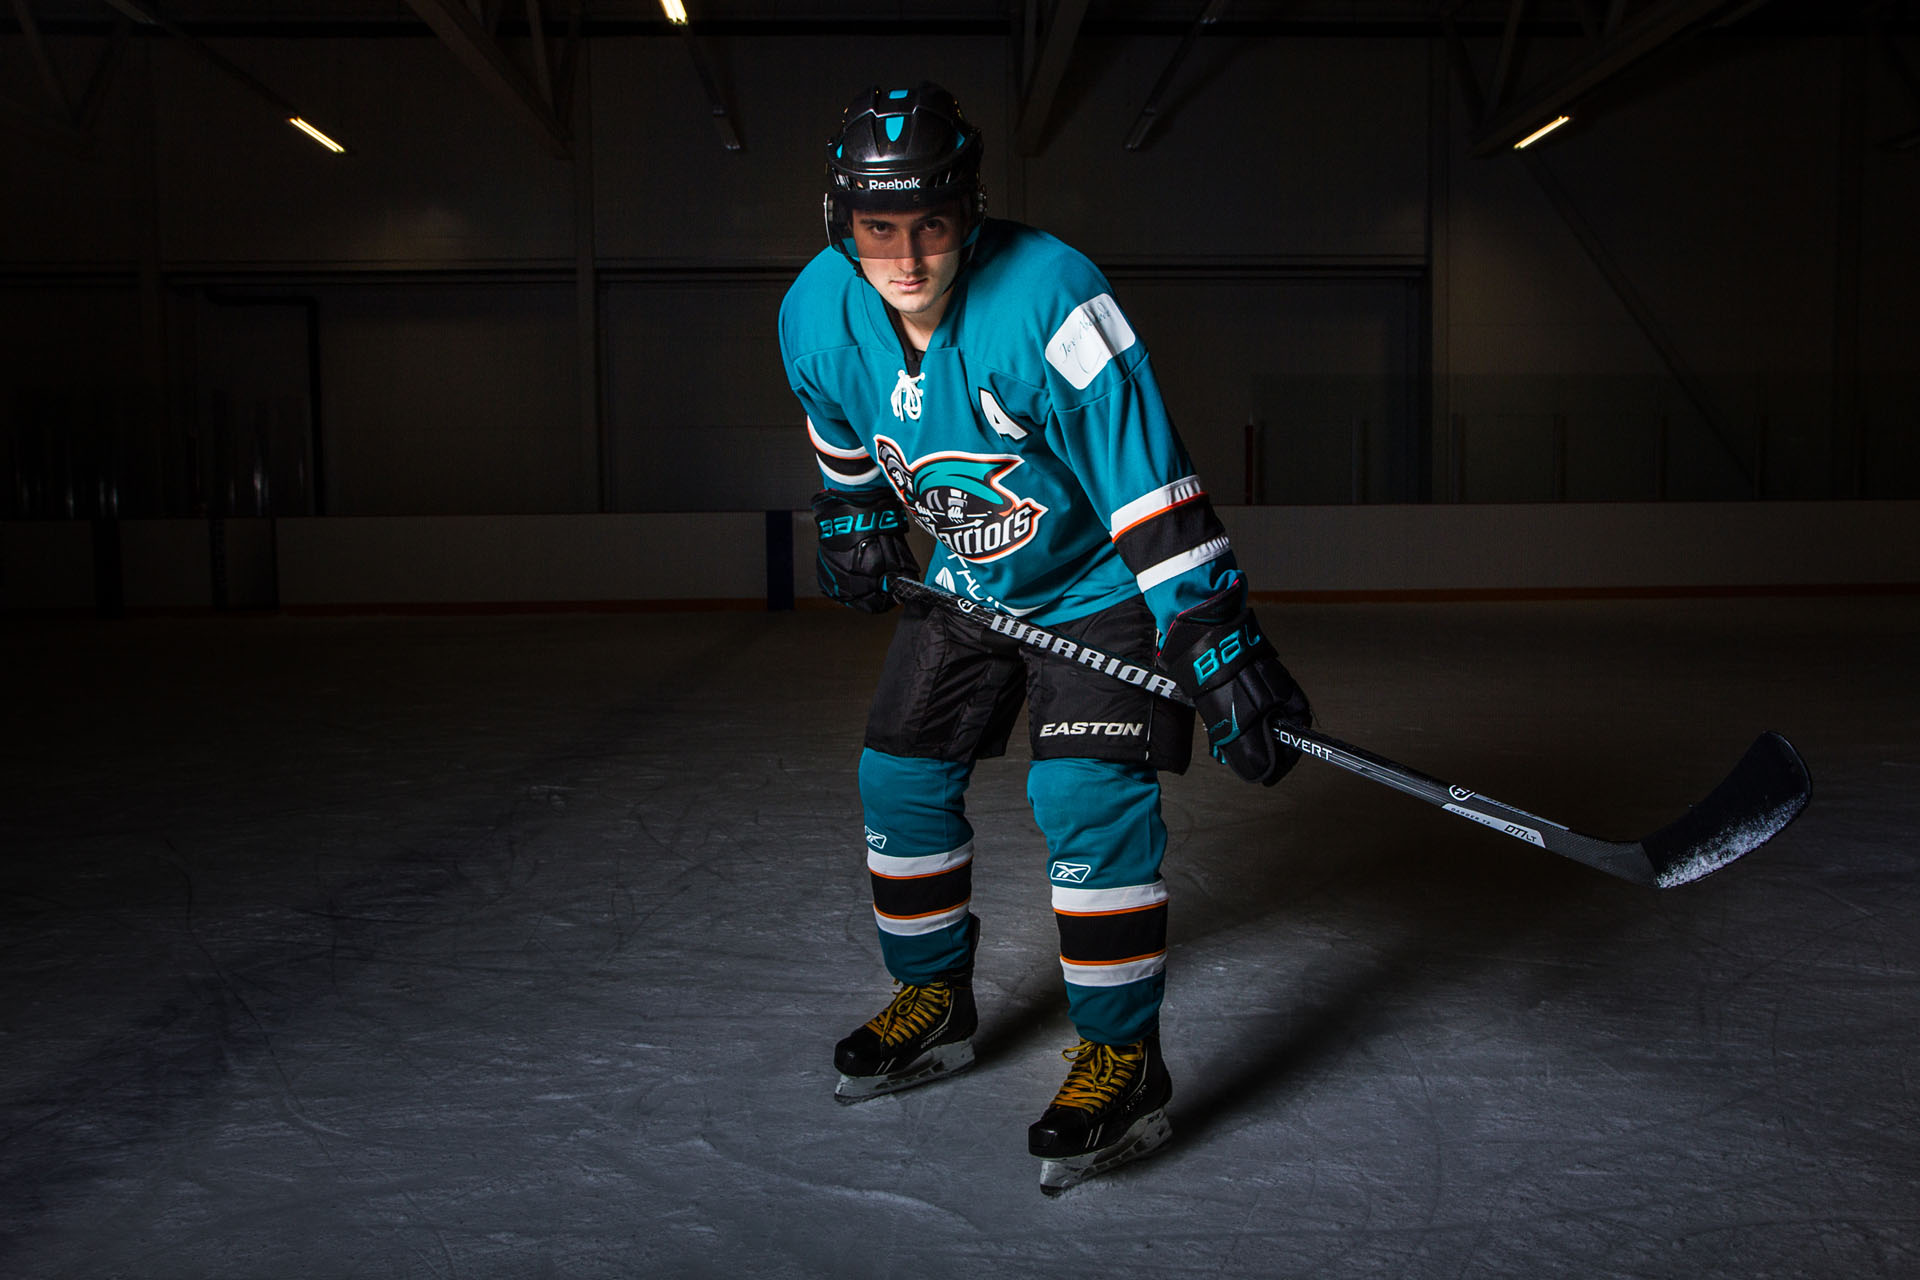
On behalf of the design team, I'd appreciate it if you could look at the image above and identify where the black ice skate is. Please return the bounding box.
[831,978,977,1104]
[1028,1036,1173,1195]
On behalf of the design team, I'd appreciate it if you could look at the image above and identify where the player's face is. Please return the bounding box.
[852,204,966,319]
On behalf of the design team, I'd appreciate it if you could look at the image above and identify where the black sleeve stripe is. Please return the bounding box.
[817,448,880,487]
[1111,495,1230,582]
[808,415,881,487]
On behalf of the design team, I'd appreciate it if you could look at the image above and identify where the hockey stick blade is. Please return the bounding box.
[886,575,1811,888]
[1637,731,1810,887]
[1282,724,1809,888]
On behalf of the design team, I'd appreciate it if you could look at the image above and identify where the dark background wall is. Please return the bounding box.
[3,9,1916,529]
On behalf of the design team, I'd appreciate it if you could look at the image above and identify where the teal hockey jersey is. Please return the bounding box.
[779,218,1242,633]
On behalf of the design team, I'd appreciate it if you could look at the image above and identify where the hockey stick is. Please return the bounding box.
[888,575,1810,888]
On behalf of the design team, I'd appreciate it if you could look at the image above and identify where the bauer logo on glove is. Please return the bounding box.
[811,488,920,614]
[817,507,905,541]
[1188,621,1261,685]
[1161,589,1312,786]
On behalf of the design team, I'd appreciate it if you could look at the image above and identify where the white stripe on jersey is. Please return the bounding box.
[868,843,974,879]
[818,458,882,487]
[1050,880,1168,915]
[1136,536,1232,593]
[809,416,881,486]
[875,902,972,936]
[1107,476,1205,539]
[1060,952,1166,988]
[806,416,871,461]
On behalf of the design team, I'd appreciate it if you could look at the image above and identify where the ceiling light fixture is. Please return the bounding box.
[1514,115,1573,149]
[660,0,689,23]
[288,116,347,153]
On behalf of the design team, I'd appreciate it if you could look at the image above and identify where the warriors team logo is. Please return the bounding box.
[874,434,1049,563]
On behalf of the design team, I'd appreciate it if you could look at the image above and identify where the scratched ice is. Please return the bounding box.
[2,599,1915,1278]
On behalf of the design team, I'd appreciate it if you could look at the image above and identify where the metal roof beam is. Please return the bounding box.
[553,0,582,123]
[1488,0,1531,113]
[1015,0,1089,155]
[73,14,131,133]
[4,8,154,152]
[1519,152,1751,488]
[1570,0,1603,42]
[95,0,309,121]
[404,0,570,156]
[523,0,552,105]
[1471,0,1741,154]
[676,24,742,152]
[1880,23,1920,146]
[12,0,78,125]
[1121,0,1229,152]
[1444,0,1749,487]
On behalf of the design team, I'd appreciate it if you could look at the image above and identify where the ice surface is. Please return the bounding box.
[2,598,1916,1278]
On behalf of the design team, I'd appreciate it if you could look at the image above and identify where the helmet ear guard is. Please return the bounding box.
[822,82,986,265]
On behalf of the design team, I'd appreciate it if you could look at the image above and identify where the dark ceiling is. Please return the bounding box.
[14,1,1912,35]
[8,1,1915,160]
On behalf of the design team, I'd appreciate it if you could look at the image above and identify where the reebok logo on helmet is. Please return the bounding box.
[868,177,922,190]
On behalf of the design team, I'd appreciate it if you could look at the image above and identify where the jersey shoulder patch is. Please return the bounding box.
[1044,293,1139,391]
[962,224,1140,397]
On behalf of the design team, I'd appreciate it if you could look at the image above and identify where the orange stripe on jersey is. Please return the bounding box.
[1110,492,1204,543]
[1058,950,1167,967]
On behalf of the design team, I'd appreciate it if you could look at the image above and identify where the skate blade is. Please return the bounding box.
[832,1040,975,1105]
[1038,1108,1172,1196]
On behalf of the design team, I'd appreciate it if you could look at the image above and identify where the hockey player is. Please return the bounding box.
[778,83,1311,1192]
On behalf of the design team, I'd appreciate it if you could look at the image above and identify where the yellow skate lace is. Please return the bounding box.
[864,983,952,1047]
[1048,1039,1144,1112]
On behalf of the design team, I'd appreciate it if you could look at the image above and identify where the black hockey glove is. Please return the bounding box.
[812,489,919,614]
[1161,591,1312,786]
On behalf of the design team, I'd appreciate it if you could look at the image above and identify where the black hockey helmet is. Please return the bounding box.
[823,82,986,263]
